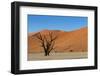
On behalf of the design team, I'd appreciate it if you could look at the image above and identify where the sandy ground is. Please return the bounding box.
[28,52,88,61]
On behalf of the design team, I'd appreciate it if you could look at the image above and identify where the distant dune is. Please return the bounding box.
[28,27,88,53]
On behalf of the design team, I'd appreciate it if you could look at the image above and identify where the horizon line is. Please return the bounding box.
[28,26,87,33]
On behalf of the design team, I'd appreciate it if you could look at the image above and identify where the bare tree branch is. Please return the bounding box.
[49,32,58,42]
[33,31,58,56]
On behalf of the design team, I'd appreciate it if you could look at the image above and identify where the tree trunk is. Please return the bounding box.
[44,50,50,56]
[44,50,48,56]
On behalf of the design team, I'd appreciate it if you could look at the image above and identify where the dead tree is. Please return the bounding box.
[33,32,58,56]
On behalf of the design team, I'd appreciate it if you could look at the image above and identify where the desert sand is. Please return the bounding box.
[28,27,88,60]
[28,52,87,61]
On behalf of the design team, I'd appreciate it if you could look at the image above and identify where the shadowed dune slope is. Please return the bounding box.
[28,27,88,53]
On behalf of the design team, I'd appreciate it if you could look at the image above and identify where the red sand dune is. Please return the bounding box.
[28,27,88,53]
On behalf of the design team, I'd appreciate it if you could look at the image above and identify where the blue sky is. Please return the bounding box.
[28,15,87,32]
